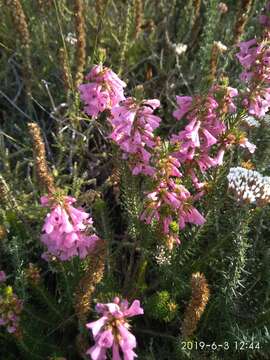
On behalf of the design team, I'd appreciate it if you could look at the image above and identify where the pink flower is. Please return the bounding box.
[79,65,126,117]
[132,163,156,176]
[214,148,226,166]
[197,153,217,172]
[188,169,205,190]
[163,190,181,209]
[182,118,201,147]
[248,88,270,118]
[171,89,229,172]
[236,39,258,69]
[179,206,206,228]
[109,97,161,176]
[41,195,99,261]
[201,128,217,147]
[226,87,238,113]
[141,178,205,247]
[0,271,6,283]
[86,297,143,360]
[173,96,193,120]
[165,156,182,177]
[177,205,205,230]
[239,138,256,153]
[162,216,173,234]
[236,32,270,118]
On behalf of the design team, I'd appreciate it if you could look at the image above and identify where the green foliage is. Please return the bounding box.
[145,291,178,323]
[0,0,270,359]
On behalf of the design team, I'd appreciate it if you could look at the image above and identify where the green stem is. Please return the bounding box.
[35,285,61,318]
[60,262,72,302]
[17,339,44,360]
[24,307,51,325]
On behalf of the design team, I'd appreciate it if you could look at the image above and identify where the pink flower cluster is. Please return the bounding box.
[141,84,256,248]
[141,176,205,248]
[236,34,270,118]
[171,85,238,175]
[0,277,23,335]
[79,65,126,118]
[41,195,99,261]
[78,65,256,249]
[86,297,143,360]
[140,84,255,247]
[109,98,161,176]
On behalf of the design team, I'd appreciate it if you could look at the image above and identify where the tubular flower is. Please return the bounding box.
[140,145,206,249]
[236,25,270,118]
[171,87,235,175]
[41,195,99,261]
[86,297,143,360]
[141,179,205,248]
[109,97,161,176]
[170,83,256,196]
[79,65,126,117]
[172,96,193,121]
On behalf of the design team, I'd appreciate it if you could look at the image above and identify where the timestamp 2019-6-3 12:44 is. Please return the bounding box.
[181,341,261,352]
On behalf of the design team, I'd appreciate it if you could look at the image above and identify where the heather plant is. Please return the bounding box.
[0,1,270,360]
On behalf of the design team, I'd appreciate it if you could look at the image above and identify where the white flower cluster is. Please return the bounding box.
[172,43,187,56]
[214,40,227,53]
[243,116,260,128]
[154,245,172,266]
[227,167,270,205]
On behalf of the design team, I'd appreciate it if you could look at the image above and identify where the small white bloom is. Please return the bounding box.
[66,32,77,45]
[214,41,227,52]
[154,245,172,266]
[243,116,260,128]
[172,43,187,56]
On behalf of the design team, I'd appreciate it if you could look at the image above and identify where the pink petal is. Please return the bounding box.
[124,300,144,317]
[86,344,107,360]
[86,316,107,338]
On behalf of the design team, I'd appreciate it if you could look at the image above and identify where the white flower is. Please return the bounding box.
[173,43,187,56]
[66,33,77,45]
[154,245,172,266]
[218,2,228,14]
[227,167,270,205]
[243,116,260,128]
[214,41,227,52]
